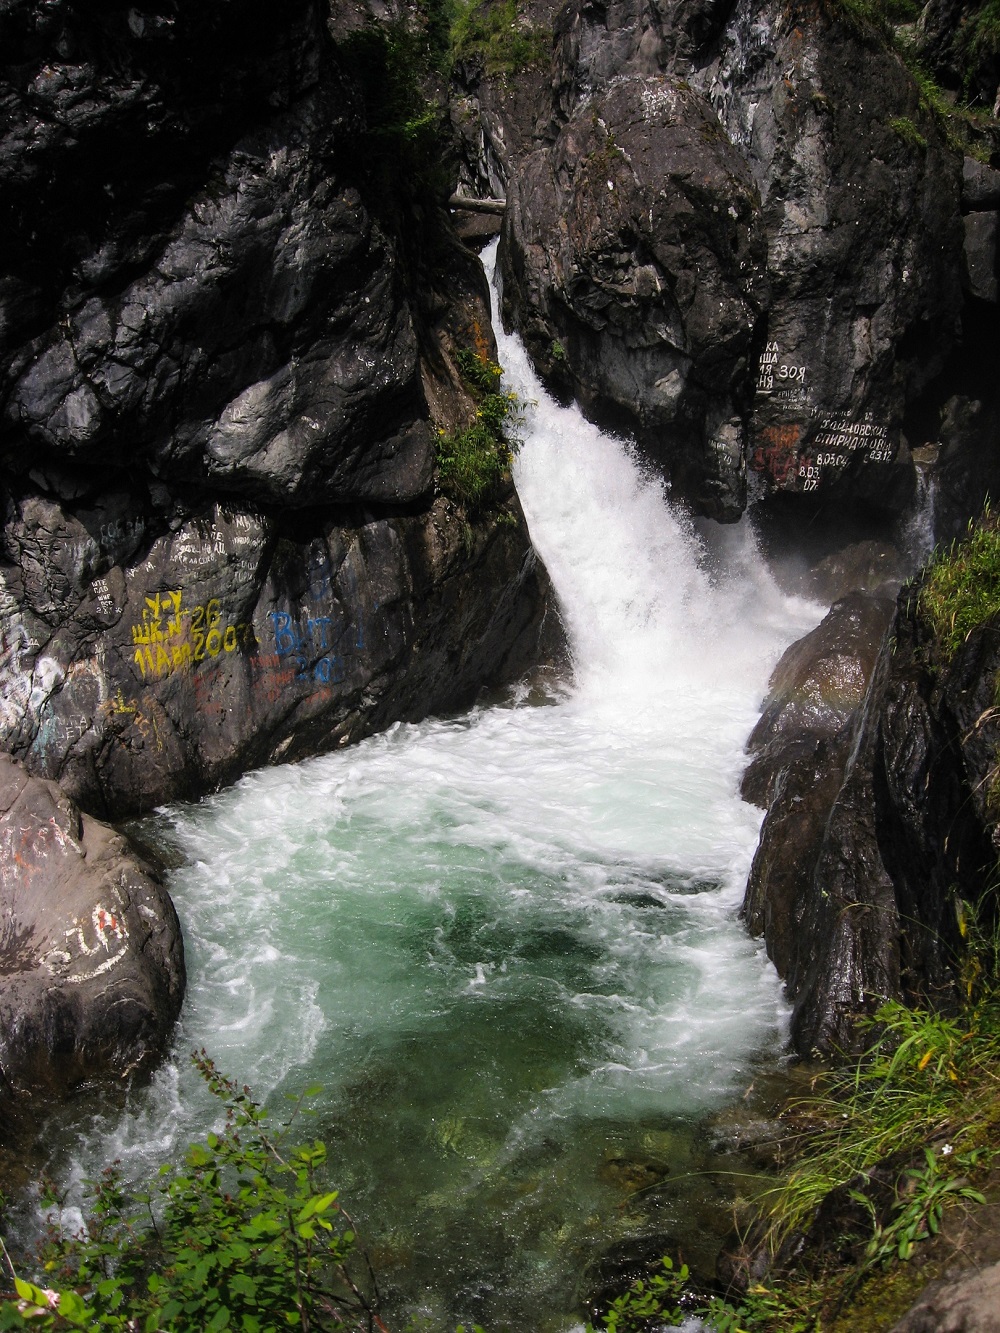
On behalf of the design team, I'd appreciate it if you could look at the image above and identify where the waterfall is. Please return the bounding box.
[36,241,824,1331]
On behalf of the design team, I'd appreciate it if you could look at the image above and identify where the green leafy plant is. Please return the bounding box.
[886,1147,985,1261]
[585,1256,689,1331]
[435,346,522,515]
[0,1054,381,1332]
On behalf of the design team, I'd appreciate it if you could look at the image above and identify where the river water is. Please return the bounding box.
[40,244,826,1330]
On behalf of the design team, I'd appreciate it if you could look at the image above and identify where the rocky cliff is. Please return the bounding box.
[457,0,1000,526]
[0,0,556,822]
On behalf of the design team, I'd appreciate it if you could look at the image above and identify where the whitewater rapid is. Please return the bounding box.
[45,241,825,1330]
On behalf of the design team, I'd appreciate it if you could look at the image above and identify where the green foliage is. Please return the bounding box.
[918,506,1000,658]
[450,0,551,77]
[0,1054,380,1332]
[831,0,977,151]
[337,21,445,199]
[585,1257,689,1331]
[757,995,998,1258]
[835,0,921,37]
[887,115,928,148]
[958,0,1000,69]
[435,347,522,514]
[585,967,1000,1331]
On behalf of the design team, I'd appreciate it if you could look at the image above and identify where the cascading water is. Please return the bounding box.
[36,242,824,1330]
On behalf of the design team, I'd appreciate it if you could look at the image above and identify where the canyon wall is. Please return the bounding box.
[0,0,556,822]
[458,0,998,527]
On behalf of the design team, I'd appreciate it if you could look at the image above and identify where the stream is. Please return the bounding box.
[31,243,826,1330]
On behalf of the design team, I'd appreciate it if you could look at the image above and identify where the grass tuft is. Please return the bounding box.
[917,505,1000,659]
[450,0,551,77]
[887,115,928,148]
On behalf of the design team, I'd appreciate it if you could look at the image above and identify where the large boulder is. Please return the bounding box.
[742,591,896,808]
[0,752,183,1123]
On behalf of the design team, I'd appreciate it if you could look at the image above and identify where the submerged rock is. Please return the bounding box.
[0,753,183,1123]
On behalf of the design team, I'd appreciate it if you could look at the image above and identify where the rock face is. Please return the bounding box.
[741,591,895,808]
[890,1259,1000,1332]
[697,0,962,513]
[0,0,557,819]
[501,73,767,519]
[0,752,183,1120]
[0,482,553,820]
[745,574,1000,1055]
[467,0,966,519]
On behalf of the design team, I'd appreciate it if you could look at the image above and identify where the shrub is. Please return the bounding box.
[0,1054,381,1332]
[336,21,445,202]
[435,346,522,515]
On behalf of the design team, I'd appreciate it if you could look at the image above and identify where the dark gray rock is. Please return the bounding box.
[482,0,965,518]
[962,157,1000,210]
[0,751,184,1120]
[695,0,962,512]
[0,483,554,819]
[742,591,895,808]
[746,565,1000,1055]
[0,1,559,818]
[890,1260,1000,1331]
[964,209,999,302]
[1,0,432,510]
[501,73,767,520]
[802,539,909,604]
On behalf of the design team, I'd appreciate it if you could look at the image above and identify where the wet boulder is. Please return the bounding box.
[746,565,1000,1055]
[0,752,184,1119]
[501,74,767,520]
[741,591,900,1054]
[742,592,895,808]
